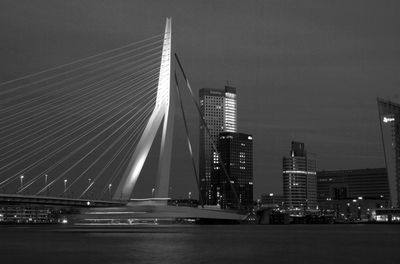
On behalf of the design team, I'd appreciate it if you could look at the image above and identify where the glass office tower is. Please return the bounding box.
[377,98,400,207]
[283,141,317,209]
[218,132,253,209]
[199,86,237,205]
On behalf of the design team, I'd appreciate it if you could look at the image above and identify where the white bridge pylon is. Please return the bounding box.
[113,17,174,201]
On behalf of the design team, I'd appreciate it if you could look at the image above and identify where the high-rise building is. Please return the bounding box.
[377,98,400,207]
[283,141,317,209]
[317,168,390,202]
[199,86,237,205]
[218,132,253,209]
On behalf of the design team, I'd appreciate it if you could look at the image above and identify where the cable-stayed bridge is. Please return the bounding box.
[0,18,247,223]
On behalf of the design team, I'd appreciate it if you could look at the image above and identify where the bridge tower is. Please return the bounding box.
[113,17,173,201]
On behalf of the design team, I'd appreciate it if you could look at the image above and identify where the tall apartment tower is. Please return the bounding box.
[377,98,400,207]
[199,86,237,205]
[283,141,317,209]
[218,132,253,209]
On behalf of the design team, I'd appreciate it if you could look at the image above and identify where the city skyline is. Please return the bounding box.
[0,0,400,198]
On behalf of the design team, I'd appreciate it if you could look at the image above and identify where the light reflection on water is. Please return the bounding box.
[1,225,400,264]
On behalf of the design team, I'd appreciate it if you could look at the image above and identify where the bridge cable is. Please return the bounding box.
[19,97,155,195]
[0,67,160,157]
[78,106,155,199]
[63,105,154,197]
[35,93,157,195]
[0,64,161,153]
[12,85,158,190]
[0,34,165,198]
[0,74,159,171]
[0,52,162,130]
[0,33,164,93]
[97,119,150,199]
[174,71,204,208]
[1,83,158,189]
[1,43,163,116]
[174,53,242,209]
[17,91,156,194]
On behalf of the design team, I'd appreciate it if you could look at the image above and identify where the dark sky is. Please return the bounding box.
[1,0,399,198]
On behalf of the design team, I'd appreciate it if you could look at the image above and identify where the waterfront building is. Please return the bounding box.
[260,193,285,207]
[0,206,55,223]
[377,98,400,207]
[283,141,317,209]
[199,86,237,205]
[320,197,389,221]
[373,208,400,222]
[317,168,390,203]
[218,132,253,209]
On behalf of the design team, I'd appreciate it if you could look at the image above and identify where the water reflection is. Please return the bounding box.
[1,225,400,264]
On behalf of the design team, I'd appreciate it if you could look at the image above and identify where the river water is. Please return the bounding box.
[1,224,399,264]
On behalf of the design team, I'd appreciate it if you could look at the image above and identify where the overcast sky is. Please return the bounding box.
[1,0,399,198]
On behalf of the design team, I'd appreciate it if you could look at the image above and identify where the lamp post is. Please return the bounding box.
[64,179,68,195]
[346,202,351,218]
[44,174,48,196]
[20,175,24,189]
[151,188,155,198]
[108,184,112,200]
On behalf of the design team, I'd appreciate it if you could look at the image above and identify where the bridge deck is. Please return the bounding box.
[0,194,125,207]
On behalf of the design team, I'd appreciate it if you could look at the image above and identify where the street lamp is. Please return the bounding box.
[20,175,24,188]
[44,174,49,196]
[64,179,68,194]
[108,184,112,200]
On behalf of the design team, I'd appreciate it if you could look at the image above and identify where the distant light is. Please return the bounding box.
[358,196,363,200]
[248,136,252,140]
[269,193,274,197]
[383,117,395,123]
[86,201,91,206]
[352,199,357,203]
[283,170,316,175]
[61,218,68,224]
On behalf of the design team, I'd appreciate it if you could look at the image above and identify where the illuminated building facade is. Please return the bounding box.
[283,141,317,209]
[199,86,237,205]
[317,168,390,202]
[377,98,400,207]
[218,132,253,209]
